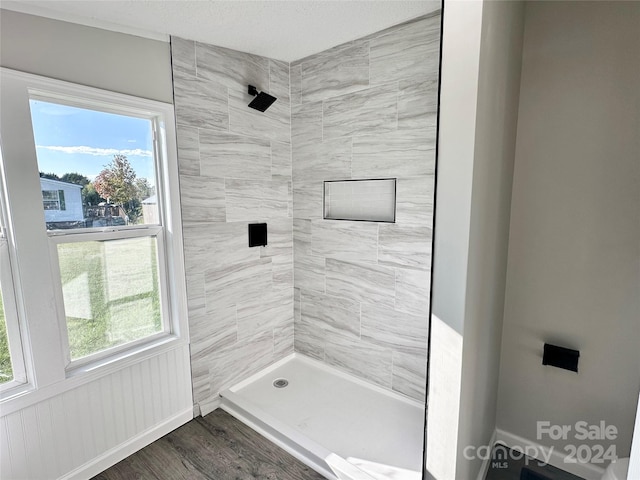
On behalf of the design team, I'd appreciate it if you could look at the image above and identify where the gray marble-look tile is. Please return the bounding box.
[293,181,323,220]
[271,252,293,287]
[351,129,436,178]
[291,102,322,145]
[260,217,292,258]
[300,40,370,103]
[237,287,292,341]
[271,141,292,177]
[292,137,352,182]
[325,258,395,308]
[395,267,431,317]
[290,64,302,106]
[183,222,260,275]
[186,273,206,318]
[176,125,200,176]
[398,79,439,132]
[392,351,427,402]
[199,130,271,180]
[311,220,378,263]
[395,175,435,227]
[196,42,269,93]
[369,15,440,85]
[171,37,196,77]
[179,174,226,223]
[293,218,312,255]
[360,303,428,355]
[269,58,290,104]
[205,257,273,310]
[294,314,325,361]
[173,70,229,131]
[322,83,398,140]
[229,88,290,143]
[378,224,432,269]
[301,290,361,341]
[324,336,393,388]
[294,287,301,324]
[225,178,291,222]
[294,253,326,294]
[209,331,275,399]
[191,361,211,406]
[274,320,295,359]
[190,303,238,361]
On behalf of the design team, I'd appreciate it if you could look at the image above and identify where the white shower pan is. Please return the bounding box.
[219,353,425,480]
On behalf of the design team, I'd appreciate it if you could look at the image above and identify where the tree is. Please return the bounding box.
[135,177,154,201]
[93,155,137,207]
[39,172,60,181]
[60,172,90,187]
[81,182,104,207]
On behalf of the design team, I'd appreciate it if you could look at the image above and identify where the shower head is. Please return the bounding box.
[248,85,277,112]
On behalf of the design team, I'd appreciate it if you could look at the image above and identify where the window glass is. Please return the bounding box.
[29,100,159,230]
[57,236,162,360]
[0,288,12,384]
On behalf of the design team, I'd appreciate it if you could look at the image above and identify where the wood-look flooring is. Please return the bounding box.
[92,409,326,480]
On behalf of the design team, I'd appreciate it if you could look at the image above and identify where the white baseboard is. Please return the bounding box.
[495,428,605,480]
[60,407,193,480]
[475,430,498,480]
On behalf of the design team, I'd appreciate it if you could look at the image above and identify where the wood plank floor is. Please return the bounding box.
[92,409,327,480]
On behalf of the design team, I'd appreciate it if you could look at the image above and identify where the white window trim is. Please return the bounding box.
[0,68,189,409]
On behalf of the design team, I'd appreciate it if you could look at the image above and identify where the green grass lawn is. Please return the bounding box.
[0,290,13,383]
[58,237,162,360]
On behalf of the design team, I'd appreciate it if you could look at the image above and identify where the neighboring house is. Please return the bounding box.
[39,177,83,224]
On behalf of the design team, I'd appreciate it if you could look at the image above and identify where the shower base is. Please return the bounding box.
[219,353,425,480]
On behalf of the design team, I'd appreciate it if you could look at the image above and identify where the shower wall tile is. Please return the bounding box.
[176,125,200,176]
[290,64,302,106]
[324,337,393,388]
[325,259,395,308]
[172,36,293,413]
[322,83,398,140]
[195,42,269,92]
[299,40,370,103]
[179,175,226,223]
[378,224,432,269]
[360,303,428,355]
[292,137,352,182]
[173,71,228,131]
[300,291,361,341]
[395,267,431,317]
[199,130,271,180]
[271,141,292,177]
[292,15,439,402]
[311,220,378,263]
[369,12,440,85]
[398,79,439,131]
[351,130,436,178]
[395,175,435,227]
[392,351,428,402]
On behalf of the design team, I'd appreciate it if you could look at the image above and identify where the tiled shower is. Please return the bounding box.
[172,11,440,416]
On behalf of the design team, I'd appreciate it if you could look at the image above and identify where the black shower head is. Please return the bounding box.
[248,85,277,112]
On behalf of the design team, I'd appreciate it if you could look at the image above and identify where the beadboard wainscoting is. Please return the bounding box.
[0,345,193,480]
[291,13,439,403]
[171,38,294,416]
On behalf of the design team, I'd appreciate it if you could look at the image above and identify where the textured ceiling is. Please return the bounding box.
[1,0,440,62]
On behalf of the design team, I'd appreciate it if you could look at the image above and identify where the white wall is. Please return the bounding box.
[497,0,640,465]
[0,11,192,479]
[0,9,173,103]
[427,1,524,478]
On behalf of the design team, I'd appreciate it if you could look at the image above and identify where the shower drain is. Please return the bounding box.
[273,378,289,388]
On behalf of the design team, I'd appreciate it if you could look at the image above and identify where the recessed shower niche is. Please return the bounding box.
[323,178,396,223]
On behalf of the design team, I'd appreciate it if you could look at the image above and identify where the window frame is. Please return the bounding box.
[0,68,189,402]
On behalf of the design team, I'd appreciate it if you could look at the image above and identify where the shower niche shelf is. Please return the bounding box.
[323,178,396,223]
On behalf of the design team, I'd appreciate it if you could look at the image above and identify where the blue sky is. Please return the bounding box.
[29,100,156,185]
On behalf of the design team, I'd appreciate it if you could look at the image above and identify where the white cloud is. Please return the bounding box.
[36,145,153,157]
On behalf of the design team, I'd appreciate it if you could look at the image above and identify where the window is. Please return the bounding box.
[0,68,187,388]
